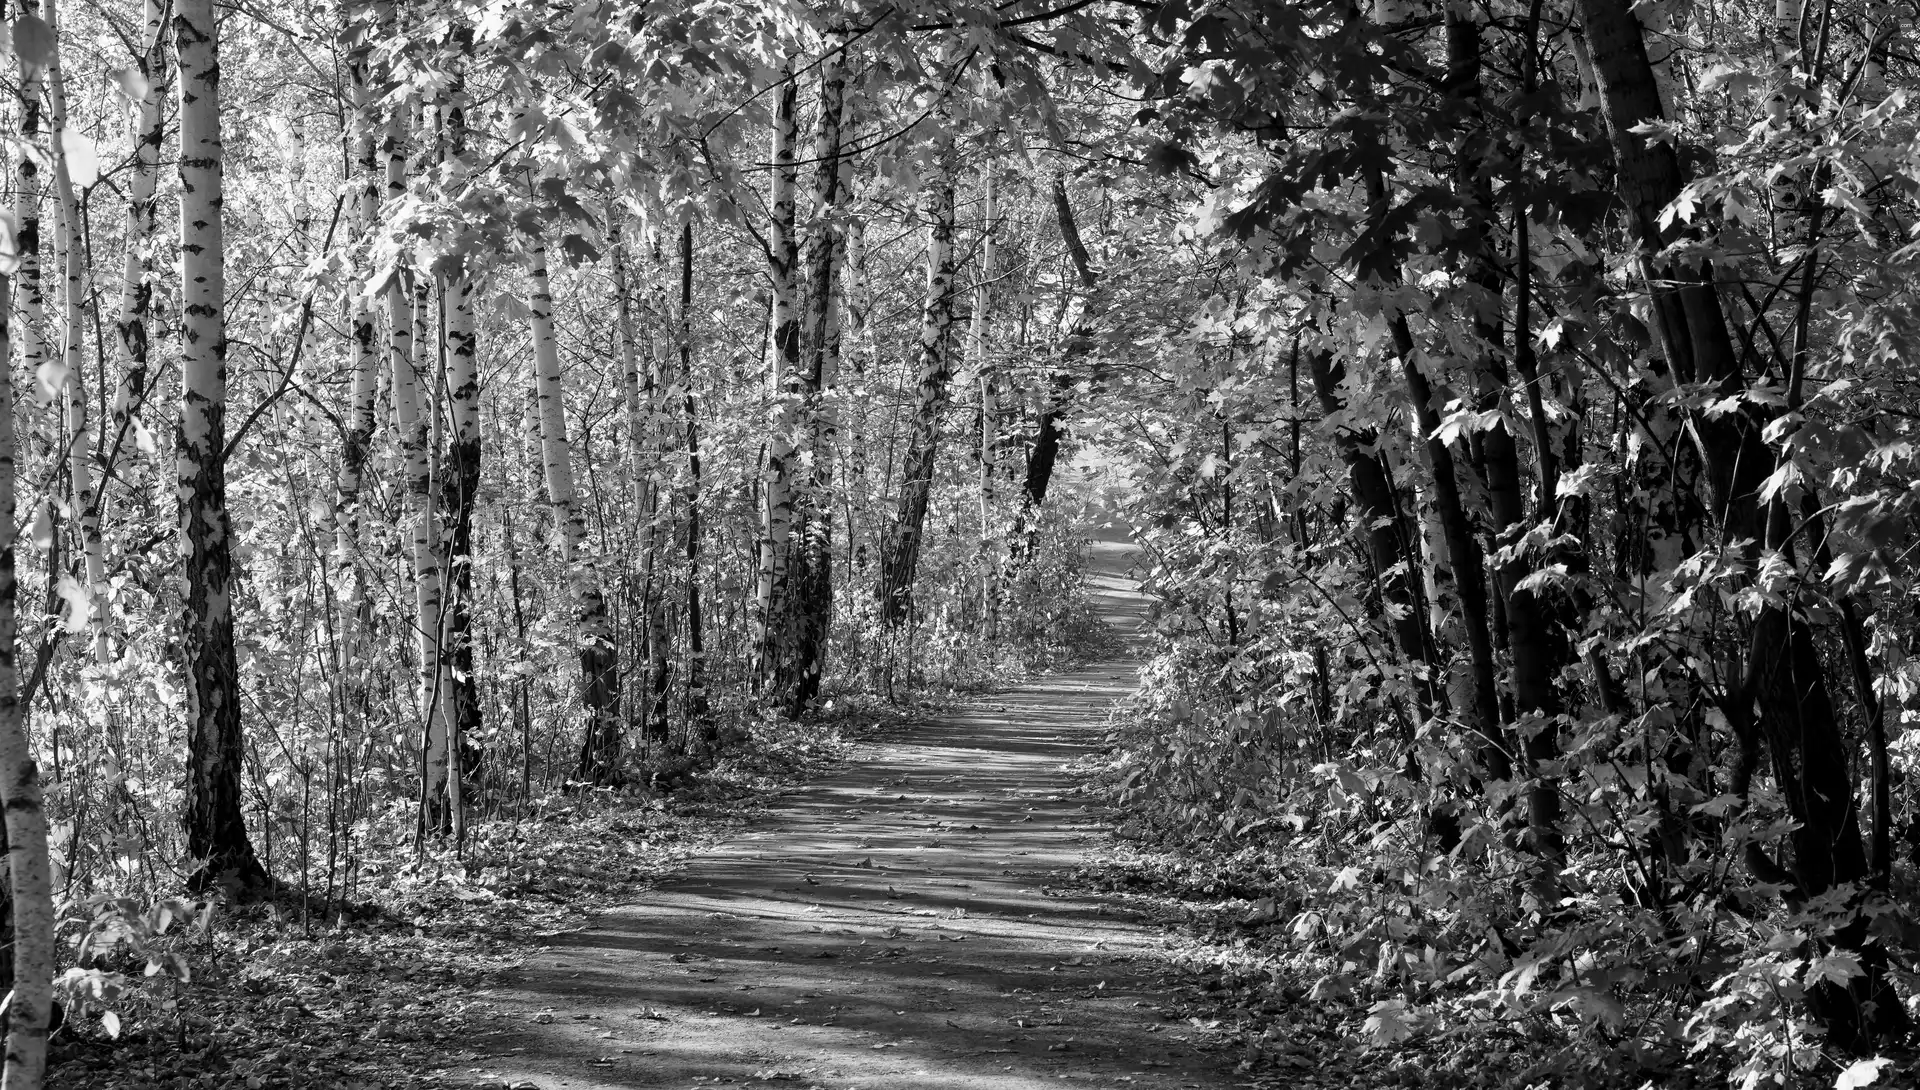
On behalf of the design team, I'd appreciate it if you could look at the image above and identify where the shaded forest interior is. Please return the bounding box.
[0,0,1912,1087]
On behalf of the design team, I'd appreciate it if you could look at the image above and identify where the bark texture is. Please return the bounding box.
[529,244,623,784]
[877,154,959,625]
[177,0,267,894]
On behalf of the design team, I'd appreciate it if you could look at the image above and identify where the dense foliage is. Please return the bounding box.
[1085,0,1920,1085]
[0,0,1913,1085]
[0,0,1114,1080]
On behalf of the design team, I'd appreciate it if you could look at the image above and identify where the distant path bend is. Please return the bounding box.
[473,541,1233,1090]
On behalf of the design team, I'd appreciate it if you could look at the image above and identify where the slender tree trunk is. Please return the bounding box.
[972,171,999,637]
[840,213,878,613]
[1451,8,1564,875]
[754,71,801,691]
[528,243,622,784]
[332,28,381,791]
[612,228,672,753]
[177,0,267,894]
[439,94,480,834]
[384,113,452,834]
[1304,350,1432,713]
[1004,176,1093,581]
[14,0,46,413]
[778,46,848,714]
[876,151,958,625]
[109,0,166,465]
[0,239,54,1090]
[46,0,107,664]
[676,220,712,741]
[1355,157,1508,780]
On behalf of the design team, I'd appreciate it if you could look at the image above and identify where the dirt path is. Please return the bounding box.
[464,542,1233,1090]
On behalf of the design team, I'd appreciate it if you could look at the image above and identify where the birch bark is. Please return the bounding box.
[876,151,957,625]
[177,0,268,892]
[47,0,107,663]
[382,112,452,831]
[528,243,622,783]
[439,165,481,841]
[612,226,672,752]
[778,47,848,714]
[110,0,166,459]
[0,252,55,1090]
[754,71,800,690]
[334,18,381,706]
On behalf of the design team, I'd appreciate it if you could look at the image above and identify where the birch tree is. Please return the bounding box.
[176,0,266,893]
[778,44,849,714]
[108,0,167,462]
[0,35,54,1069]
[46,0,106,664]
[876,146,958,625]
[753,71,801,694]
[529,241,622,784]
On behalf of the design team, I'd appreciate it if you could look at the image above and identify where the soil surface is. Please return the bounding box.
[464,542,1235,1090]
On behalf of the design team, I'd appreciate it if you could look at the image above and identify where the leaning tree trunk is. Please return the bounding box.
[1003,174,1096,587]
[1304,349,1434,717]
[528,242,622,785]
[1353,154,1509,781]
[876,152,958,625]
[177,0,267,895]
[777,45,849,715]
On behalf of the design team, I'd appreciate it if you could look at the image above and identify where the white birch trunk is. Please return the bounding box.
[877,155,959,625]
[441,249,478,841]
[176,0,266,892]
[13,2,46,412]
[333,40,381,736]
[0,262,54,1090]
[754,69,800,687]
[46,0,107,663]
[110,0,166,456]
[777,46,849,714]
[528,242,621,780]
[383,113,450,830]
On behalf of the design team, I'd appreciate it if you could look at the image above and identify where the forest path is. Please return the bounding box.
[465,540,1237,1090]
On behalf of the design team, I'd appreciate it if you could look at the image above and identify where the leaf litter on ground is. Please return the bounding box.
[47,696,933,1090]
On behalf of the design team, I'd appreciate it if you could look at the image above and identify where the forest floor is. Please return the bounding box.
[53,537,1269,1090]
[459,539,1248,1090]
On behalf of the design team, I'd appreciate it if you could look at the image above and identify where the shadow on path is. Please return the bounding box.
[464,541,1234,1090]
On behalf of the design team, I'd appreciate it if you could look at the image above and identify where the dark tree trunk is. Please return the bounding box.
[1575,0,1905,1046]
[1304,349,1431,712]
[678,221,714,741]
